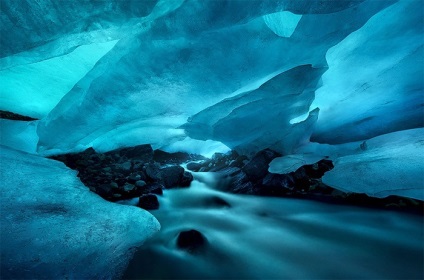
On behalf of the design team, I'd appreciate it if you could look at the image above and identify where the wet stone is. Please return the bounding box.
[176,229,207,253]
[138,194,159,210]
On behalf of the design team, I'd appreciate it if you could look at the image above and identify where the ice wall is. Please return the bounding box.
[0,146,160,279]
[0,41,118,118]
[32,0,391,155]
[311,0,424,144]
[0,0,158,57]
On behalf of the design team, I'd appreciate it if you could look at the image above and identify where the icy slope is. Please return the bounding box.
[322,128,424,200]
[0,146,160,279]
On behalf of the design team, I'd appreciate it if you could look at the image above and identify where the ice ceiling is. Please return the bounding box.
[0,0,423,198]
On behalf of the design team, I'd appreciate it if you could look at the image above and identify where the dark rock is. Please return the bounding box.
[0,110,38,121]
[208,152,232,172]
[232,181,255,194]
[218,167,254,194]
[48,144,193,201]
[115,162,132,173]
[160,166,183,187]
[242,149,281,182]
[180,171,193,187]
[218,167,243,177]
[135,180,146,187]
[81,147,97,157]
[229,154,249,168]
[145,163,162,181]
[102,167,112,173]
[176,229,207,253]
[123,183,135,192]
[260,173,294,196]
[192,150,242,173]
[106,144,153,162]
[297,159,334,179]
[143,183,164,195]
[94,184,115,198]
[160,166,190,188]
[127,173,142,184]
[138,194,159,210]
[186,162,204,172]
[132,161,145,171]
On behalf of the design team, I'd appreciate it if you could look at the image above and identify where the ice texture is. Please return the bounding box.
[0,146,160,279]
[269,154,327,174]
[0,119,39,153]
[263,11,302,38]
[323,129,424,200]
[0,41,118,118]
[33,0,390,154]
[311,0,424,144]
[0,0,422,200]
[183,65,323,155]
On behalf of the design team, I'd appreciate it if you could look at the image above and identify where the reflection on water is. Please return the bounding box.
[123,172,424,279]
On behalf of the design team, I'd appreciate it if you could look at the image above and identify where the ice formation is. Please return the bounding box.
[311,0,424,144]
[0,119,39,153]
[30,0,393,154]
[0,1,423,278]
[0,146,160,279]
[322,129,424,200]
[0,0,423,198]
[183,64,324,155]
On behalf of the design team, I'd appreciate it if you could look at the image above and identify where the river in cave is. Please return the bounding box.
[120,172,424,279]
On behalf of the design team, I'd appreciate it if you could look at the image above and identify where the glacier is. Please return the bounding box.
[0,0,423,277]
[0,146,160,279]
[33,0,393,154]
[0,0,422,198]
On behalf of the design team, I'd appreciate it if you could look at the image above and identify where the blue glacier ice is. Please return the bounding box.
[0,146,160,279]
[33,0,393,154]
[0,0,423,277]
[0,0,422,198]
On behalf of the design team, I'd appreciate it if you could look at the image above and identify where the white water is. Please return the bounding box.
[123,172,423,279]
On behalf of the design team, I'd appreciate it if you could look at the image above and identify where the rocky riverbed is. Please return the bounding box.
[50,144,423,214]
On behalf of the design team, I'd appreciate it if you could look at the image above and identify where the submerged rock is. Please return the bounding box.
[204,196,231,208]
[176,229,208,253]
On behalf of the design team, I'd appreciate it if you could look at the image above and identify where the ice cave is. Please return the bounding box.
[0,0,423,279]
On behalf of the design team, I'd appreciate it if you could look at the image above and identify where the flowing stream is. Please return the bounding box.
[122,172,423,279]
